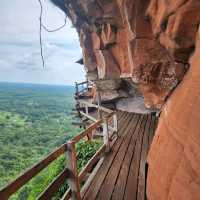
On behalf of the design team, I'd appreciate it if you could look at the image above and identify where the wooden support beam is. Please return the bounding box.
[103,118,110,152]
[81,157,104,197]
[77,100,113,114]
[85,104,89,115]
[75,82,79,97]
[66,141,81,200]
[113,113,119,138]
[97,88,102,119]
[76,81,88,86]
[79,111,97,122]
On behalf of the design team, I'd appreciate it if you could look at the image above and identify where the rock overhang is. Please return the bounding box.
[50,0,199,113]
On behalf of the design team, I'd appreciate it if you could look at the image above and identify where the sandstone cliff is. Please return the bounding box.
[51,0,200,199]
[147,27,200,200]
[51,0,200,112]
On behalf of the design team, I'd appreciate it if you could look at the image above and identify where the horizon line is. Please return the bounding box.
[0,81,75,87]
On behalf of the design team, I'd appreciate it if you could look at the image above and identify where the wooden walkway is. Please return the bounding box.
[82,111,157,200]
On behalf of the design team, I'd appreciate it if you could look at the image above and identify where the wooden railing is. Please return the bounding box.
[0,103,118,200]
[75,80,103,120]
[0,143,80,200]
[75,81,93,99]
[78,100,118,140]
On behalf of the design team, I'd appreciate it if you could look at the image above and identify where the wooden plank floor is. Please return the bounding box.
[82,111,157,200]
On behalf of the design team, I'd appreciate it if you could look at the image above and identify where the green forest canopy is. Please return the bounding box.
[0,82,101,200]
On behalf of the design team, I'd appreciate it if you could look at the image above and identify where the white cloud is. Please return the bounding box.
[0,0,84,85]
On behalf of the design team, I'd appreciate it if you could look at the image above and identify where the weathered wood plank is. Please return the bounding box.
[117,113,132,137]
[78,100,113,114]
[0,143,67,200]
[137,115,151,200]
[80,111,97,122]
[123,115,148,200]
[80,112,157,200]
[82,113,133,200]
[83,113,131,200]
[97,115,140,200]
[111,115,144,200]
[66,142,81,200]
[81,158,104,198]
[116,111,127,124]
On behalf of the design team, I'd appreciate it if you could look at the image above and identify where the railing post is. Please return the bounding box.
[85,104,88,115]
[103,118,110,153]
[66,141,81,200]
[87,130,93,141]
[97,88,102,119]
[86,80,89,91]
[75,82,79,99]
[113,112,118,137]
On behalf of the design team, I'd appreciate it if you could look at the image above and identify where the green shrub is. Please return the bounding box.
[76,140,102,171]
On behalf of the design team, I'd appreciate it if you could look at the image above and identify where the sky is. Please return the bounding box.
[0,0,85,85]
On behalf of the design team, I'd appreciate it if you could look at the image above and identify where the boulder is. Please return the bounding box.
[93,89,128,103]
[94,79,122,91]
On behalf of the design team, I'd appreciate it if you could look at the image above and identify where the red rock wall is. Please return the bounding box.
[63,0,194,109]
[54,1,200,198]
[147,28,200,200]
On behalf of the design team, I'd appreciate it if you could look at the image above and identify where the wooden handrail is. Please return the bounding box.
[79,111,97,122]
[0,143,68,200]
[76,81,88,86]
[67,141,81,200]
[71,119,103,143]
[75,81,92,101]
[0,98,118,200]
[78,100,113,113]
[75,81,95,98]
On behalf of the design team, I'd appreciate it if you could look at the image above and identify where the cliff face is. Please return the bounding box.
[58,0,200,112]
[51,0,200,199]
[147,28,200,200]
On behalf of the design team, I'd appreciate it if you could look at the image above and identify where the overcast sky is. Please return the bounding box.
[0,0,85,85]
